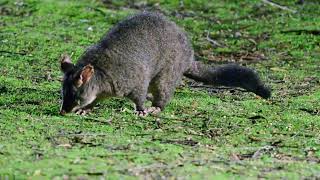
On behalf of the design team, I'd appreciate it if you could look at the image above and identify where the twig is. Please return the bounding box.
[252,145,274,159]
[0,50,27,56]
[127,163,172,175]
[79,116,112,125]
[272,131,317,138]
[189,85,248,92]
[55,133,110,137]
[206,31,223,47]
[92,7,107,16]
[261,0,297,13]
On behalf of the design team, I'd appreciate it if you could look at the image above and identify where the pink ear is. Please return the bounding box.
[60,54,74,73]
[78,64,94,86]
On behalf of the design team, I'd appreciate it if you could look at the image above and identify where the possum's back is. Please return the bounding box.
[96,12,192,72]
[76,12,193,96]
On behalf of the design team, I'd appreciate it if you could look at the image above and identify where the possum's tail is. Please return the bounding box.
[183,61,271,99]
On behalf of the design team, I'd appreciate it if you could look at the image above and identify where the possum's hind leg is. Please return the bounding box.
[149,73,182,112]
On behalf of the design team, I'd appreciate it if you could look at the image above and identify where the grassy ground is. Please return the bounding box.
[1,0,320,179]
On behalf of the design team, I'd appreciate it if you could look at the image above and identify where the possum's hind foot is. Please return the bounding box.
[146,107,161,115]
[136,107,161,116]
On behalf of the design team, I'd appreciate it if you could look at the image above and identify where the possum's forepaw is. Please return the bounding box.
[75,109,91,115]
[136,110,148,117]
[136,107,161,116]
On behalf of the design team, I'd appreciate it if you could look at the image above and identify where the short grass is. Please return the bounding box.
[0,0,320,179]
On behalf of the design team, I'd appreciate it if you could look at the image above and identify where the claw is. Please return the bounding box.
[136,110,148,117]
[75,109,91,115]
[135,107,161,116]
[145,107,161,115]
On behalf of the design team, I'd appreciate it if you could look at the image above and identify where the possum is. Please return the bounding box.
[59,12,271,116]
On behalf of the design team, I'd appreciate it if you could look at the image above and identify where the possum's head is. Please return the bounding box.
[59,55,96,115]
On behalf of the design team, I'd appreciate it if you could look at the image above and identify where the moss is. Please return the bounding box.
[0,0,320,179]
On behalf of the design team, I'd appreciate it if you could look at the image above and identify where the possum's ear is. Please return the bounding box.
[75,64,94,87]
[60,54,74,73]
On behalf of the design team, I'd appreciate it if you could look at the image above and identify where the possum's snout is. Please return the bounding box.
[60,109,66,115]
[59,101,76,115]
[59,108,76,116]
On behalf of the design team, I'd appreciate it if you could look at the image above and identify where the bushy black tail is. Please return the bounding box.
[184,61,271,99]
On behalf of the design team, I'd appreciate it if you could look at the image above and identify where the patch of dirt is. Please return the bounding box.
[185,79,249,98]
[0,1,36,17]
[198,50,267,63]
[276,76,320,98]
[273,152,320,163]
[49,131,110,148]
[154,138,199,147]
[123,163,174,178]
[202,128,226,138]
[105,144,132,151]
[101,0,164,12]
[233,146,275,160]
[197,31,271,63]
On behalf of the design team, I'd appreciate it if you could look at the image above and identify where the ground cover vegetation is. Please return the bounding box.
[0,0,320,179]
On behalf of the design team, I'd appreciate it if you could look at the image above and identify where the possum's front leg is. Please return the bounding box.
[135,107,161,116]
[75,109,91,115]
[75,101,97,115]
[128,85,151,116]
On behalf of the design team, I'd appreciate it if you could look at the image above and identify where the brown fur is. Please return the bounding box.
[60,12,270,115]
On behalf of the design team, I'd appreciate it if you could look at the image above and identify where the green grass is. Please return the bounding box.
[1,0,320,179]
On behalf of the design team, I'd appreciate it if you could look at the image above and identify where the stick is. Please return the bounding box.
[189,85,248,92]
[252,145,274,159]
[55,133,110,137]
[206,31,223,47]
[261,0,297,13]
[0,50,27,56]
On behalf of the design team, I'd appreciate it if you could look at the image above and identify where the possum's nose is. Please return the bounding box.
[60,109,66,115]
